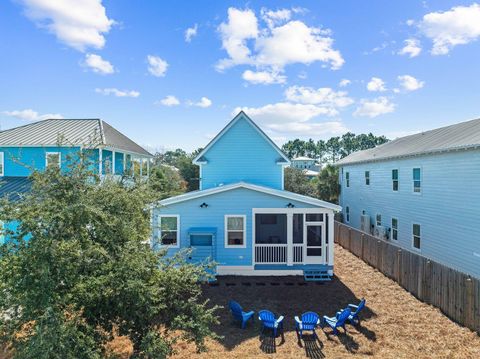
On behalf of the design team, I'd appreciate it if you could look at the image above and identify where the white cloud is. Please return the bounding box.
[185,23,198,42]
[419,3,480,55]
[157,95,180,107]
[95,88,139,97]
[397,75,425,91]
[339,79,351,87]
[147,55,168,77]
[234,103,347,136]
[242,69,286,84]
[216,7,344,80]
[398,38,422,58]
[188,97,212,108]
[284,86,354,110]
[353,97,395,118]
[84,53,114,74]
[367,77,387,92]
[19,0,114,51]
[3,109,63,121]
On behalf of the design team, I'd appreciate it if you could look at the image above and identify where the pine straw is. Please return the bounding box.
[170,245,480,359]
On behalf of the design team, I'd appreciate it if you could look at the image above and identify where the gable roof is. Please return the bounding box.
[193,111,290,165]
[157,181,341,211]
[0,119,152,157]
[337,117,480,166]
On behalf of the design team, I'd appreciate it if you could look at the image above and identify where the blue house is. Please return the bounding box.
[0,118,152,243]
[153,112,340,277]
[337,118,480,279]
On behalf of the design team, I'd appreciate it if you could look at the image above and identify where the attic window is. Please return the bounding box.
[46,152,61,169]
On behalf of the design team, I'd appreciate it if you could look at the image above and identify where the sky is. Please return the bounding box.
[0,0,480,152]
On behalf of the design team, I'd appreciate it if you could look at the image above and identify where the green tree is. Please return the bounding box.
[316,164,340,204]
[0,158,218,359]
[284,167,317,197]
[149,164,186,198]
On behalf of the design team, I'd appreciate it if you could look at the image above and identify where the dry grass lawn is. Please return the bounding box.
[172,244,480,359]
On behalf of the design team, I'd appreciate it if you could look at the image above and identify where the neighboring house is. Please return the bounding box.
[291,156,322,178]
[153,112,340,278]
[337,118,480,278]
[0,118,152,243]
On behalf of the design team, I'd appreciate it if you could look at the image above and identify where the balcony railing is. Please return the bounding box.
[254,244,287,264]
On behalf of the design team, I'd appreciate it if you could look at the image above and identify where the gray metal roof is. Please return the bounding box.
[0,177,32,202]
[337,118,480,166]
[0,119,152,156]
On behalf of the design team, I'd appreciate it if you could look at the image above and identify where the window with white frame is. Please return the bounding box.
[346,172,350,187]
[345,206,350,223]
[391,218,398,240]
[376,214,382,226]
[158,215,179,247]
[46,152,61,169]
[0,152,4,176]
[225,215,246,247]
[413,168,421,193]
[413,224,421,249]
[365,171,370,185]
[392,169,399,191]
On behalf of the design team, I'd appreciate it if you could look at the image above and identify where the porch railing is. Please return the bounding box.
[293,245,303,263]
[254,244,287,264]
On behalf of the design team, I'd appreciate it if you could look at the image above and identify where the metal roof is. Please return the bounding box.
[0,119,152,157]
[337,118,480,166]
[292,156,315,161]
[0,177,32,202]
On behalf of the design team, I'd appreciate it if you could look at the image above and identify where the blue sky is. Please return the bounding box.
[1,1,479,152]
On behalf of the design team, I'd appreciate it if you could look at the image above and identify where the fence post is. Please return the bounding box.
[361,234,365,260]
[465,277,474,330]
[376,240,382,270]
[424,260,431,304]
[348,228,352,251]
[395,249,402,283]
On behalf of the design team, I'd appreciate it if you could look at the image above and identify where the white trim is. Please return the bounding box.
[158,214,180,248]
[412,222,421,251]
[216,266,303,276]
[0,152,4,176]
[199,164,203,190]
[45,151,61,168]
[157,182,341,211]
[412,167,422,195]
[99,148,102,175]
[112,151,116,175]
[224,215,247,248]
[192,111,290,165]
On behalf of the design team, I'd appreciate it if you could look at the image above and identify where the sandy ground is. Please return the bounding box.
[171,245,480,359]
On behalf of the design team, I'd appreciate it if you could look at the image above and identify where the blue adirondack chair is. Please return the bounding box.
[258,310,284,337]
[322,307,351,335]
[337,298,366,325]
[294,311,321,339]
[229,300,254,329]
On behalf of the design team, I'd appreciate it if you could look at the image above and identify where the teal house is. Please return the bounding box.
[337,118,480,279]
[0,118,152,243]
[153,112,341,278]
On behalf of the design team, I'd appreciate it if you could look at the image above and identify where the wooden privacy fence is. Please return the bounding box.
[335,221,480,334]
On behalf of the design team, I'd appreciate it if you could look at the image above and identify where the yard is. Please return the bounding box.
[168,244,480,359]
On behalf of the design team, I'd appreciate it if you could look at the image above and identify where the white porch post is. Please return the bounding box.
[286,212,293,266]
[146,157,150,177]
[140,157,143,177]
[112,151,116,175]
[99,148,102,176]
[328,210,334,272]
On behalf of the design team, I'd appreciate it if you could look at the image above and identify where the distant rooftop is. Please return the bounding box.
[337,118,480,166]
[292,156,315,161]
[0,119,152,157]
[0,177,31,202]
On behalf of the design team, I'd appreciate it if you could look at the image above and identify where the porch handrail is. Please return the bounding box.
[254,244,288,264]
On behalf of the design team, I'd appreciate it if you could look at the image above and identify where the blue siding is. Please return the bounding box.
[153,188,316,267]
[339,149,480,278]
[200,116,284,190]
[0,146,82,176]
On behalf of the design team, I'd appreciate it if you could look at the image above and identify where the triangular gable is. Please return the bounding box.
[193,111,290,165]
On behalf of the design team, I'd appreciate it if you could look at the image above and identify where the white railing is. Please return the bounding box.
[293,245,303,263]
[255,244,287,264]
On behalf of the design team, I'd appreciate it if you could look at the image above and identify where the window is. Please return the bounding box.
[225,215,246,247]
[46,152,61,169]
[345,206,350,223]
[413,168,421,193]
[376,214,382,226]
[306,213,323,222]
[158,215,179,247]
[413,224,421,249]
[391,218,398,240]
[365,171,370,185]
[0,152,4,176]
[346,172,350,187]
[392,169,399,191]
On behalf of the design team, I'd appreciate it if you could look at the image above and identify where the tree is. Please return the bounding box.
[154,149,202,192]
[149,164,187,198]
[284,167,317,197]
[0,157,218,359]
[317,164,340,204]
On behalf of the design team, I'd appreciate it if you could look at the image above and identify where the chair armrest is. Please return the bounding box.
[244,311,254,317]
[323,315,336,325]
[294,316,301,325]
[348,304,358,309]
[276,315,284,324]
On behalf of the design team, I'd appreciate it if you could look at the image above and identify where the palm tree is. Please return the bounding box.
[317,164,340,204]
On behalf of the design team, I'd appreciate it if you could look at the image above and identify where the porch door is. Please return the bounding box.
[305,223,324,264]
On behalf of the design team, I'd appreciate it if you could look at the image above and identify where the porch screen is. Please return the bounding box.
[255,214,287,244]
